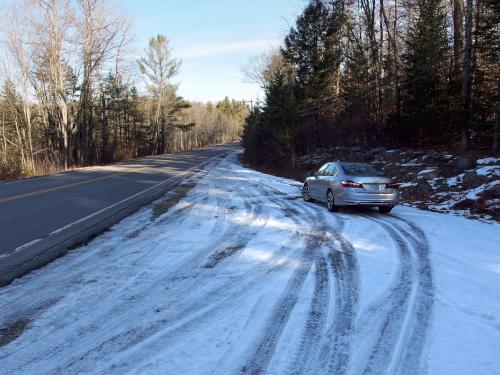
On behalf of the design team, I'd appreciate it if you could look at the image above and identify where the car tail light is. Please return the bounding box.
[386,182,400,189]
[341,180,363,188]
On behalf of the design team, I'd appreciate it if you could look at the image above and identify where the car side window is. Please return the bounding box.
[317,164,328,176]
[326,164,337,176]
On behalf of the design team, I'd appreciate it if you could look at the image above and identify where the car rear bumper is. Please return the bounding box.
[337,190,399,206]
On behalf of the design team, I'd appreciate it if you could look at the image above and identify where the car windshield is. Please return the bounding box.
[342,163,385,177]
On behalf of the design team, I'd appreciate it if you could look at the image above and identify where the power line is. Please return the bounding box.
[296,48,467,118]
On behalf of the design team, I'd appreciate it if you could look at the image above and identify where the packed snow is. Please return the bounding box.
[476,165,500,178]
[0,153,499,375]
[477,157,500,165]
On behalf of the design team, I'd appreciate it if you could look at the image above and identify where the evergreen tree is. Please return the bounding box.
[402,0,451,146]
[243,70,297,167]
[470,0,500,148]
[282,0,345,107]
[138,34,182,154]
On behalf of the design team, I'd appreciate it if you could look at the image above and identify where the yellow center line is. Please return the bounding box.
[0,167,151,205]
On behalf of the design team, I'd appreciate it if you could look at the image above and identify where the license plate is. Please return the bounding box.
[366,184,383,191]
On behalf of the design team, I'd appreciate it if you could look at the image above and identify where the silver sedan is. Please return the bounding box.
[302,162,400,213]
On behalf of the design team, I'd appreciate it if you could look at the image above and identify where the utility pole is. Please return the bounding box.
[241,100,254,110]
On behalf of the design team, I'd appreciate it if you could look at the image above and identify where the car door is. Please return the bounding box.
[328,164,343,197]
[309,164,328,199]
[318,163,337,201]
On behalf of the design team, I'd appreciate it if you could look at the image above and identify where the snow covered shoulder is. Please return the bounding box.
[0,154,499,375]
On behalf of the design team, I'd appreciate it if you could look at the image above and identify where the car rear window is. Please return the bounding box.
[342,163,385,177]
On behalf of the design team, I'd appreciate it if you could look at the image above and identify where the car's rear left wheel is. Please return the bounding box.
[302,183,313,202]
[327,190,339,212]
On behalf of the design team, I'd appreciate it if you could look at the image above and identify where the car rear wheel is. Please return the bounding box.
[327,190,339,212]
[302,183,313,202]
[379,206,393,214]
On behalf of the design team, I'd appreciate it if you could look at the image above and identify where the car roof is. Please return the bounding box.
[339,162,371,167]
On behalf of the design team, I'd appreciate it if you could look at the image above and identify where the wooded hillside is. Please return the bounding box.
[243,0,499,168]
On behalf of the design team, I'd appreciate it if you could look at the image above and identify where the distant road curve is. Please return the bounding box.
[0,143,238,284]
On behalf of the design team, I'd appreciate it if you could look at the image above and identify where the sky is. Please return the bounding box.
[122,0,305,103]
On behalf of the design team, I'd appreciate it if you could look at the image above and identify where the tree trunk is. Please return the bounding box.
[101,90,110,162]
[1,110,7,163]
[452,0,465,145]
[461,0,473,153]
[380,0,401,120]
[23,101,35,175]
[452,0,464,79]
[493,67,500,153]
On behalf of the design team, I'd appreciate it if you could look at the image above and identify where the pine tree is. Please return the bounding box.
[402,0,451,146]
[282,0,344,107]
[138,35,182,154]
[243,70,297,167]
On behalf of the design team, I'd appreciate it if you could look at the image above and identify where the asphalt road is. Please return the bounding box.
[0,143,237,256]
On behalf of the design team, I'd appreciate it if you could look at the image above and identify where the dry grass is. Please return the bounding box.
[0,318,30,347]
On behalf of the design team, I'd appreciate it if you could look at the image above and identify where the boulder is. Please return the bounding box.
[422,154,433,163]
[440,153,454,162]
[479,182,500,199]
[405,180,434,200]
[439,162,460,178]
[385,149,402,162]
[351,146,363,152]
[451,198,479,210]
[407,172,417,180]
[405,150,416,158]
[362,151,374,161]
[462,171,486,190]
[385,149,400,157]
[382,163,403,179]
[373,147,387,154]
[414,180,434,196]
[455,157,476,171]
[433,178,449,192]
[430,151,440,160]
[417,168,441,180]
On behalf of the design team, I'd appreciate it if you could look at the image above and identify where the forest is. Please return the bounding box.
[243,0,499,168]
[0,1,248,180]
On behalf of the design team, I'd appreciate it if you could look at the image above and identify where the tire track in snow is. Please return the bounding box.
[85,178,308,374]
[282,193,360,375]
[384,216,434,374]
[243,185,360,375]
[288,256,330,375]
[320,228,360,375]
[0,160,254,372]
[44,166,298,374]
[47,179,273,373]
[359,215,432,375]
[233,182,326,375]
[239,235,318,375]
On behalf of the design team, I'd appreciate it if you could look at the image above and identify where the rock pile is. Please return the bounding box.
[296,146,500,220]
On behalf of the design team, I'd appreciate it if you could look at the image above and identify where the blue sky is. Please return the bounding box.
[123,0,304,103]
